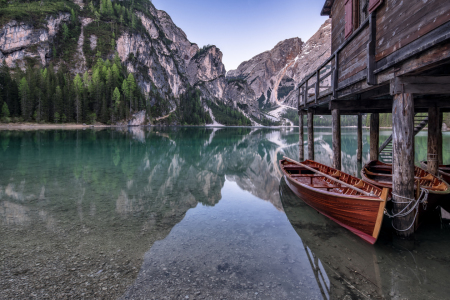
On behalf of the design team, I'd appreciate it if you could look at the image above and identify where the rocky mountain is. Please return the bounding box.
[0,1,331,126]
[227,19,331,112]
[0,0,260,125]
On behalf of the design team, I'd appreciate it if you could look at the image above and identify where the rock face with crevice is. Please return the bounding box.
[0,13,70,68]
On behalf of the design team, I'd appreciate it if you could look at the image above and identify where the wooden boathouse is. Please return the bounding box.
[297,0,450,237]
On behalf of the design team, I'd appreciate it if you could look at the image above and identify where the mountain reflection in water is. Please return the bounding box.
[0,127,449,299]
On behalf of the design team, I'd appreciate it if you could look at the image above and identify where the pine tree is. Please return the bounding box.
[111,63,120,86]
[107,0,113,15]
[1,102,10,119]
[53,86,62,122]
[122,79,129,114]
[74,74,83,123]
[71,8,77,23]
[18,77,30,120]
[62,23,70,41]
[112,87,121,123]
[127,73,136,111]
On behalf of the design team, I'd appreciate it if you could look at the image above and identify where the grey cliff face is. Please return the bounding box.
[227,37,304,108]
[0,13,70,68]
[187,46,226,86]
[228,19,332,110]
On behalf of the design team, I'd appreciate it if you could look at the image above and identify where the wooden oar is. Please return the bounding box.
[283,156,373,197]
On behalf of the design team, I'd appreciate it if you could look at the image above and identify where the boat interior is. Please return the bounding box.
[364,163,449,192]
[282,160,382,197]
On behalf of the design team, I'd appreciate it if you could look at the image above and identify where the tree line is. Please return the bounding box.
[0,54,147,124]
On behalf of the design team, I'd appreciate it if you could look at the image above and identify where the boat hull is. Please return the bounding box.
[420,161,450,187]
[363,160,450,223]
[281,160,386,244]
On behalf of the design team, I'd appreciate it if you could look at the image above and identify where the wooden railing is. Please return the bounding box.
[298,16,371,110]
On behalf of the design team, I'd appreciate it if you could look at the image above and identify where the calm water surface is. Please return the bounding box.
[0,127,449,299]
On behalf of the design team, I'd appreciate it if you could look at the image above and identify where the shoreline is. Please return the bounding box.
[0,123,448,131]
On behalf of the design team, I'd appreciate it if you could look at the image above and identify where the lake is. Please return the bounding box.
[0,127,449,299]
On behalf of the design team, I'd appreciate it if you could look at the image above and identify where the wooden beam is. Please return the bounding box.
[359,84,391,99]
[299,111,304,162]
[315,71,320,103]
[338,69,367,92]
[304,82,308,106]
[439,111,443,165]
[367,12,376,85]
[375,21,450,74]
[308,110,314,160]
[414,98,450,108]
[333,55,339,98]
[427,106,440,176]
[392,92,415,238]
[357,113,363,161]
[391,76,450,95]
[370,113,379,161]
[332,109,341,170]
[329,99,393,111]
[309,106,332,115]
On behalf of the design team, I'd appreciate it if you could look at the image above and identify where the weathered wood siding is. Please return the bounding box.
[338,25,369,83]
[331,0,346,53]
[375,0,450,61]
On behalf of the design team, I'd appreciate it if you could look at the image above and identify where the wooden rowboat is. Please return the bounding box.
[420,161,450,185]
[361,160,450,220]
[279,158,389,244]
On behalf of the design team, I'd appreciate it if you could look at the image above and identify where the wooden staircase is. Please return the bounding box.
[378,113,429,163]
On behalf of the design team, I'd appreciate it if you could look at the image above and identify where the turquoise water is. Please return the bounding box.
[0,127,449,299]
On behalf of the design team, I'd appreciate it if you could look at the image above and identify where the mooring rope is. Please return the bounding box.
[384,188,429,232]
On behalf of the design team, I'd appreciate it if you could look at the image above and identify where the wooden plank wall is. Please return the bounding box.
[338,25,369,83]
[376,0,450,61]
[332,0,346,53]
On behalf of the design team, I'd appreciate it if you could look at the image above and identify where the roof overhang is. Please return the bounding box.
[321,0,335,16]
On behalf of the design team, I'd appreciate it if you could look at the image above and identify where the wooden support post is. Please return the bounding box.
[332,109,341,170]
[308,110,314,160]
[370,113,379,161]
[367,12,377,85]
[304,82,308,105]
[315,71,320,103]
[427,105,439,175]
[357,113,363,161]
[299,111,304,162]
[392,92,415,238]
[438,111,443,165]
[333,55,339,98]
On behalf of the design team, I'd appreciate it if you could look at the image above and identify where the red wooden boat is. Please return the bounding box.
[420,161,450,185]
[362,160,450,220]
[279,158,389,244]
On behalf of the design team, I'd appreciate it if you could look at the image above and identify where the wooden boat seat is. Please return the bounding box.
[430,181,448,192]
[310,185,342,189]
[290,174,324,178]
[354,180,365,189]
[371,165,392,170]
[330,170,341,178]
[365,168,392,177]
[419,174,434,182]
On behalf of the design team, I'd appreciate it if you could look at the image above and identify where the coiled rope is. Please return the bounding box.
[384,188,429,232]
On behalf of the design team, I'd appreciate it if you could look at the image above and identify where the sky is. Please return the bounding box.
[152,0,328,71]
